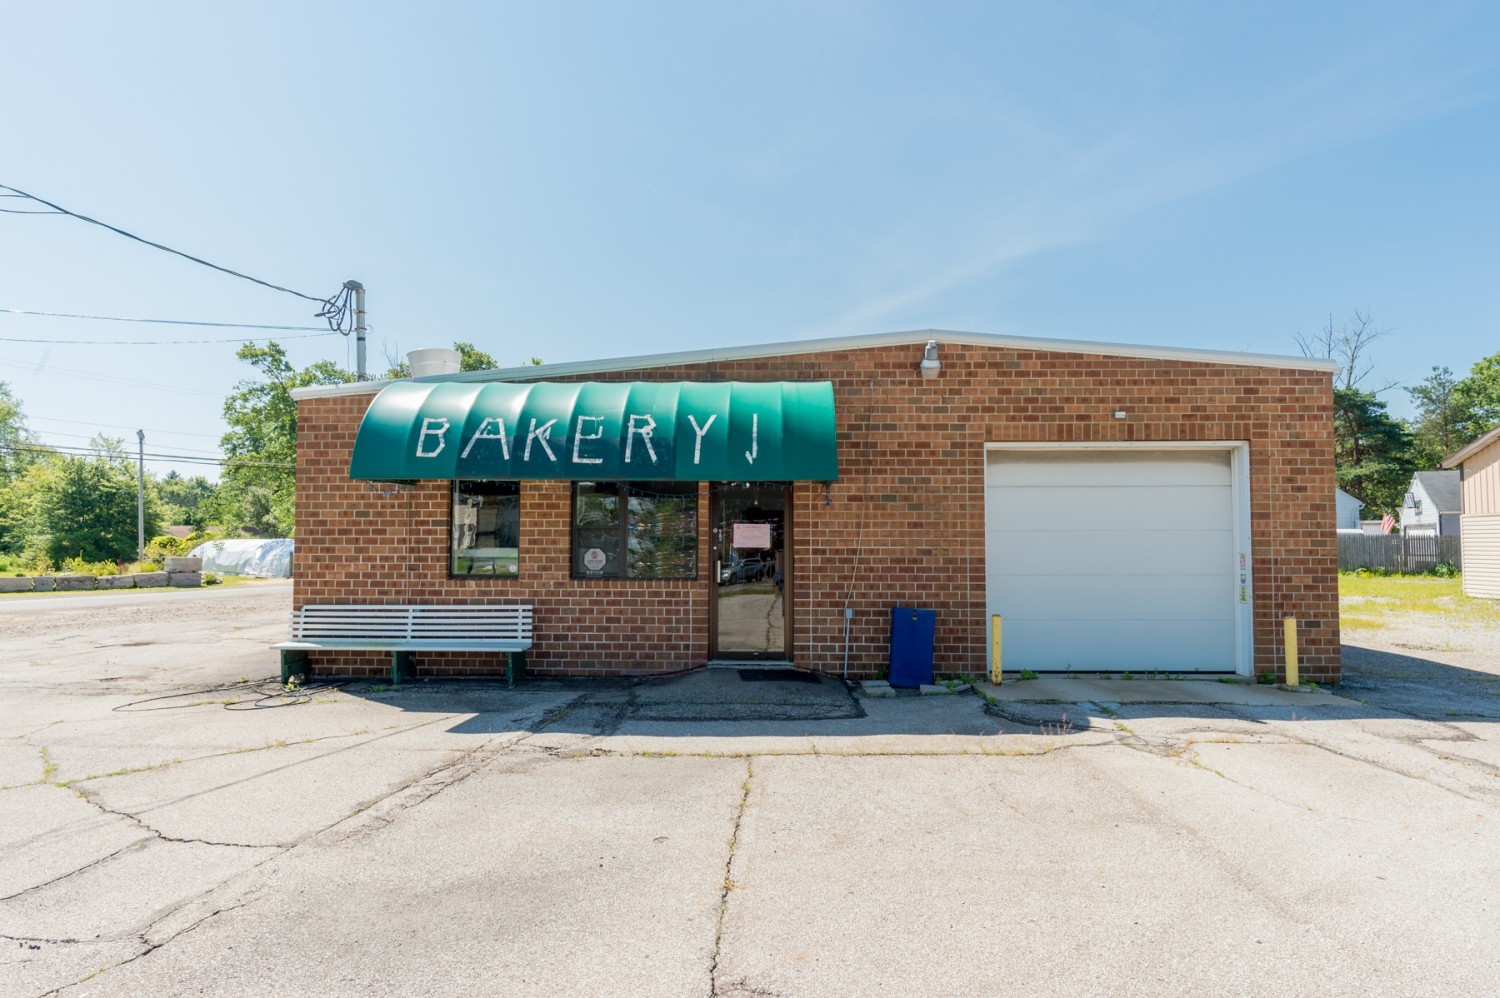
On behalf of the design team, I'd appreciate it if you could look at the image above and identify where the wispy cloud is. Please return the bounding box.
[816,13,1495,335]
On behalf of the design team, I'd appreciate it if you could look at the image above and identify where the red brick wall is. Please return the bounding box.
[293,341,1341,681]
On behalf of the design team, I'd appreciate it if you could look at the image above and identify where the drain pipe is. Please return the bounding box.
[842,605,853,679]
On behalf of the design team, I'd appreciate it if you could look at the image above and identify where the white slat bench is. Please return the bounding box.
[272,604,533,687]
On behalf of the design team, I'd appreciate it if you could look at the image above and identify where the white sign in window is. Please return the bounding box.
[732,522,771,549]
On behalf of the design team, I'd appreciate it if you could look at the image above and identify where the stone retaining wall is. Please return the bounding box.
[0,560,202,594]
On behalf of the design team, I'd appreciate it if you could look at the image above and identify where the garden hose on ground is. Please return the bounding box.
[112,677,355,712]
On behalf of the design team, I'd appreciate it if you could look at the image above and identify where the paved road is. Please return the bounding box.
[0,580,290,614]
[0,584,291,687]
[2,592,1498,996]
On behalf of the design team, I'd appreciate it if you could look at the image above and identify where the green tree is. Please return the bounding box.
[219,342,356,537]
[0,381,36,485]
[1405,366,1477,468]
[1454,350,1500,437]
[39,450,161,562]
[1334,387,1414,516]
[153,471,218,529]
[0,382,41,553]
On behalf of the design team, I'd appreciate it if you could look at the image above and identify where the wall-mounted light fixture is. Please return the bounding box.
[919,340,941,379]
[1113,410,1128,419]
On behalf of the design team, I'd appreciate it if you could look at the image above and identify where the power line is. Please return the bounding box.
[0,331,341,345]
[0,357,226,399]
[0,308,330,331]
[0,308,341,343]
[1,441,294,469]
[31,429,226,456]
[26,415,224,439]
[0,183,327,304]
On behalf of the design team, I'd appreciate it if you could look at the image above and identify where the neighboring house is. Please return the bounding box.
[1335,489,1364,532]
[1443,425,1500,598]
[1400,470,1462,536]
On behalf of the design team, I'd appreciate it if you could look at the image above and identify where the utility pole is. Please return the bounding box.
[136,430,145,561]
[346,279,367,379]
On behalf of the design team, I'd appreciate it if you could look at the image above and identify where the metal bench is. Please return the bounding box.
[272,604,533,687]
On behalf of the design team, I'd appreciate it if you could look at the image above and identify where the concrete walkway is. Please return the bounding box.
[973,675,1361,707]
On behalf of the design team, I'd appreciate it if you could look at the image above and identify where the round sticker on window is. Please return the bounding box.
[583,547,607,572]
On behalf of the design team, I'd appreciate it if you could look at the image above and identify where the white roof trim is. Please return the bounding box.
[291,327,1340,400]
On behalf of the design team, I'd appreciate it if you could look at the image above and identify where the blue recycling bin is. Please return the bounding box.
[888,606,936,688]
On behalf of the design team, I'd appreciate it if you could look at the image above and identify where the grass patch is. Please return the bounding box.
[1339,575,1500,629]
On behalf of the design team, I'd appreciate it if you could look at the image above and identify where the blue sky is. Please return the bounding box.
[2,1,1497,478]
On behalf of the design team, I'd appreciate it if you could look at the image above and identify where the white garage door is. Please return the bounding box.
[985,449,1238,672]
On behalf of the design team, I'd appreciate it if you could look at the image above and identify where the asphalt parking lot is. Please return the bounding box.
[2,585,1498,996]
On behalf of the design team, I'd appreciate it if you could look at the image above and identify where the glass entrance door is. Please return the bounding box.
[710,483,790,660]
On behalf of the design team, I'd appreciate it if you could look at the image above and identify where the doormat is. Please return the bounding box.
[739,669,821,683]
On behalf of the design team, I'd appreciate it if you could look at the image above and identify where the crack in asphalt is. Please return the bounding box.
[1068,748,1339,940]
[39,896,260,998]
[12,669,1500,996]
[1107,728,1341,816]
[21,702,572,994]
[597,688,639,736]
[0,933,95,946]
[68,786,268,850]
[0,837,154,903]
[1212,706,1500,806]
[709,758,753,998]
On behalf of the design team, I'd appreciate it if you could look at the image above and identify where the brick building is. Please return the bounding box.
[289,329,1341,682]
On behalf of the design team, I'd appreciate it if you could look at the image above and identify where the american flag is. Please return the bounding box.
[1380,513,1396,534]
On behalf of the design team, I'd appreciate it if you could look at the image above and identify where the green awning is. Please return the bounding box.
[348,380,838,481]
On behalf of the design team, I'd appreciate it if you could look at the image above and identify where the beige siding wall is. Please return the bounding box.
[1460,438,1500,514]
[1461,514,1500,598]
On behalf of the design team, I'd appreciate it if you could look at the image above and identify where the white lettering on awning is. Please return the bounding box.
[625,414,657,464]
[572,415,604,464]
[524,418,558,462]
[745,412,758,465]
[415,417,449,458]
[687,413,716,465]
[460,417,510,460]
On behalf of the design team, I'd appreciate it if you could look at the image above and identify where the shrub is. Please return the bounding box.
[1430,561,1459,578]
[59,556,121,576]
[144,535,192,561]
[143,529,223,563]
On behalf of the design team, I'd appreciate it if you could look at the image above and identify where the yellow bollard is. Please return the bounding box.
[1283,617,1298,687]
[990,615,1003,685]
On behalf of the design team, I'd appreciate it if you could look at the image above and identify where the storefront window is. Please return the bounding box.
[452,482,520,576]
[572,482,697,579]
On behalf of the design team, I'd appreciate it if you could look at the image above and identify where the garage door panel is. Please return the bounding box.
[984,448,1240,673]
[986,529,1233,576]
[1001,619,1236,672]
[988,573,1236,621]
[986,450,1230,488]
[987,484,1231,532]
